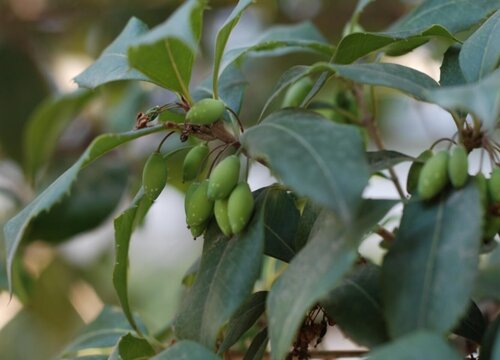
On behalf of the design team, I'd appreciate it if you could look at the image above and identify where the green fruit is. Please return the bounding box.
[448,145,469,188]
[186,98,225,125]
[189,222,208,239]
[406,150,433,194]
[208,155,240,200]
[228,182,254,234]
[417,150,449,200]
[475,173,488,209]
[282,77,314,108]
[186,180,214,226]
[183,143,209,182]
[184,182,200,216]
[214,199,232,237]
[488,168,500,203]
[142,152,168,201]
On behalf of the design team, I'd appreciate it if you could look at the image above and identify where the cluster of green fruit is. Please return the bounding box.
[183,152,254,239]
[407,145,500,238]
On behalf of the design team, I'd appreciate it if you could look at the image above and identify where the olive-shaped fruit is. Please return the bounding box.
[488,168,500,203]
[214,199,232,237]
[406,149,433,194]
[186,98,225,125]
[186,180,214,226]
[184,182,200,216]
[228,182,254,234]
[282,77,314,108]
[448,145,469,188]
[189,222,208,239]
[208,155,240,200]
[142,152,168,201]
[183,143,209,182]
[417,150,449,200]
[475,173,488,209]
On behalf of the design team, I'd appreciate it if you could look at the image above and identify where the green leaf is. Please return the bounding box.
[243,328,268,360]
[59,306,146,359]
[293,200,322,252]
[460,10,500,82]
[453,301,486,344]
[4,125,164,291]
[0,41,50,163]
[367,150,414,173]
[440,46,466,86]
[475,246,500,300]
[23,90,94,183]
[220,22,333,76]
[242,110,369,223]
[108,333,155,360]
[219,291,267,353]
[382,183,482,338]
[151,341,220,360]
[128,0,206,97]
[425,69,500,129]
[481,315,500,360]
[173,216,265,348]
[255,186,300,263]
[267,200,396,360]
[367,331,462,359]
[321,263,389,348]
[74,18,150,88]
[27,159,128,244]
[113,189,153,335]
[212,0,253,99]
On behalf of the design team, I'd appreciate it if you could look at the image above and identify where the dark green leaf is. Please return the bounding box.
[453,301,486,344]
[219,291,267,353]
[59,306,145,359]
[151,341,220,360]
[128,0,206,96]
[367,150,414,173]
[321,263,389,348]
[440,46,466,86]
[220,22,333,76]
[475,246,500,300]
[367,331,462,359]
[460,10,500,82]
[113,189,153,335]
[382,183,482,338]
[243,328,268,360]
[481,315,500,360]
[267,200,396,360]
[27,159,128,243]
[74,18,150,88]
[108,333,155,360]
[23,90,94,183]
[0,41,50,163]
[293,200,322,253]
[4,125,164,291]
[173,215,265,348]
[242,110,369,223]
[212,0,252,98]
[255,186,300,263]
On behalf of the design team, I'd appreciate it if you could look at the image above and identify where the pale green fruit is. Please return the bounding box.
[448,145,469,188]
[142,152,168,201]
[228,182,254,234]
[183,143,209,182]
[214,199,232,237]
[208,155,240,200]
[282,77,314,108]
[407,150,433,195]
[417,150,449,200]
[186,180,214,226]
[186,98,225,125]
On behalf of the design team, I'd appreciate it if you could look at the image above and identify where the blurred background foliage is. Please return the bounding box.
[0,0,475,358]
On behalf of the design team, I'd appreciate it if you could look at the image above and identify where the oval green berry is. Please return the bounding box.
[189,222,208,239]
[186,98,225,125]
[488,168,500,203]
[417,150,449,200]
[448,145,469,188]
[208,155,240,200]
[184,182,200,216]
[186,180,214,226]
[142,152,168,201]
[228,182,254,234]
[406,149,433,194]
[214,199,232,237]
[183,143,209,182]
[282,77,314,108]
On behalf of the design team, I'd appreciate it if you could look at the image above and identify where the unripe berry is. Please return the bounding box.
[214,199,232,237]
[183,143,209,182]
[417,150,449,200]
[228,182,254,234]
[488,168,500,203]
[189,222,208,239]
[282,77,314,108]
[208,155,240,200]
[406,149,433,195]
[186,180,214,226]
[186,98,225,125]
[142,152,168,201]
[448,145,469,188]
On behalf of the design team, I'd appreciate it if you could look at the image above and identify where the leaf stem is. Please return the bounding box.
[165,39,193,105]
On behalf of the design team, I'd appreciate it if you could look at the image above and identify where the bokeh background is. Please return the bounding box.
[0,0,490,358]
